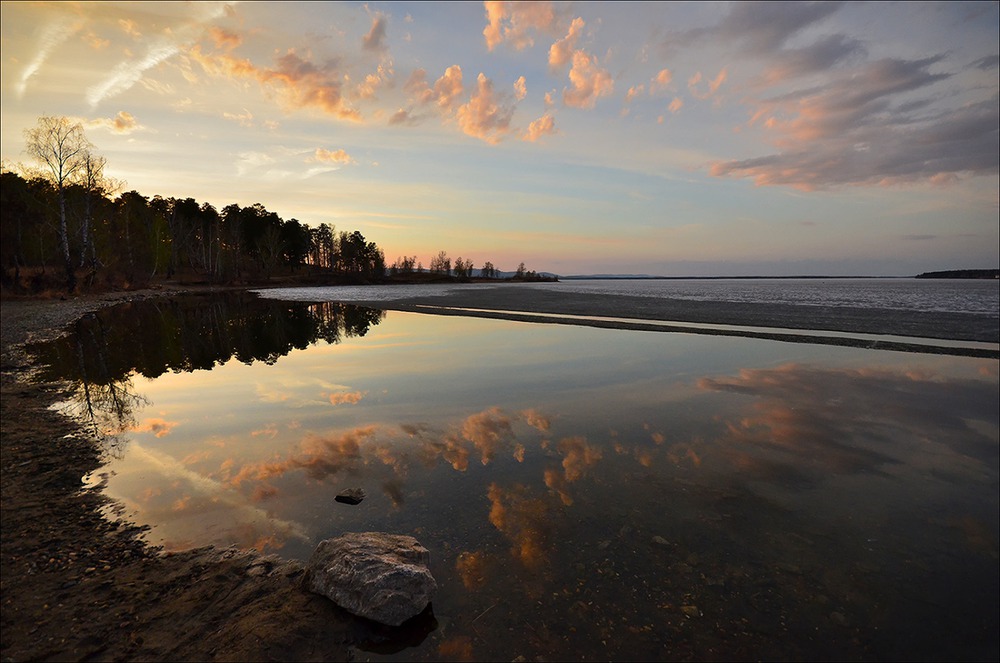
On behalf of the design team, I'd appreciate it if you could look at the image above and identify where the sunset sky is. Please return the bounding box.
[1,1,997,276]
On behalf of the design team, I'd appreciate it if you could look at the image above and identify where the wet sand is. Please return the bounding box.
[344,284,1000,357]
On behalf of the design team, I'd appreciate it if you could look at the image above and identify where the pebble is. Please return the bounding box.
[681,605,700,618]
[651,536,670,547]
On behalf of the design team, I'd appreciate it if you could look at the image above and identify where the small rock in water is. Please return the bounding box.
[307,532,436,626]
[336,487,366,505]
[651,535,670,547]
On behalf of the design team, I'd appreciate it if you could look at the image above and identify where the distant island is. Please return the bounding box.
[914,269,999,279]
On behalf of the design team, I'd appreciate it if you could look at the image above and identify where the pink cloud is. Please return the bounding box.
[132,417,178,438]
[563,50,614,109]
[688,67,727,100]
[406,65,464,112]
[483,0,562,52]
[650,68,673,93]
[710,57,997,189]
[522,113,556,142]
[456,72,516,144]
[624,84,645,104]
[327,389,366,404]
[548,16,585,71]
[513,75,527,101]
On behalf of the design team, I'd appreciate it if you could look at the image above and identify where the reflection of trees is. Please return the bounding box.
[30,293,385,453]
[30,293,385,382]
[66,372,146,459]
[63,314,148,457]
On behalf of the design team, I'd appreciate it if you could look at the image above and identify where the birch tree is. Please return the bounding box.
[24,116,93,291]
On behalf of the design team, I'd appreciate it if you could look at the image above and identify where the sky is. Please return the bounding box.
[1,1,997,277]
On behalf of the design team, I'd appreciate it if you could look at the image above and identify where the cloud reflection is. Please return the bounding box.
[698,363,999,482]
[487,482,551,568]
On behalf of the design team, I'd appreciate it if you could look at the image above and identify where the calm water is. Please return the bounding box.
[32,292,999,661]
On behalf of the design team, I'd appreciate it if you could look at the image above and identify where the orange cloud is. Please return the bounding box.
[456,73,516,144]
[557,435,601,482]
[513,75,527,101]
[208,26,241,50]
[228,426,378,486]
[405,65,464,112]
[85,110,140,134]
[313,149,355,166]
[543,466,573,505]
[327,389,366,403]
[522,113,556,142]
[522,409,551,433]
[483,0,561,51]
[132,417,178,438]
[563,50,614,109]
[189,47,361,121]
[548,16,585,70]
[352,62,393,101]
[462,407,514,464]
[455,550,489,589]
[487,482,551,568]
[668,96,683,113]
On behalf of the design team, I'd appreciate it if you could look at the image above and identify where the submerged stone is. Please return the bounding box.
[307,532,436,626]
[335,488,366,505]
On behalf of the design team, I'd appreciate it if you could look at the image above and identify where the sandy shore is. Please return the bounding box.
[333,284,999,357]
[2,284,997,661]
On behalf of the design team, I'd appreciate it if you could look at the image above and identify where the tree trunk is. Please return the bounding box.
[58,188,76,292]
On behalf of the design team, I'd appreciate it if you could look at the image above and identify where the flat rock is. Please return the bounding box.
[307,532,436,626]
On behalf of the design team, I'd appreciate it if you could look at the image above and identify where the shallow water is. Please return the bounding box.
[32,292,999,661]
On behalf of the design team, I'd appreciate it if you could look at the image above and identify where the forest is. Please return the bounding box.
[1,116,548,294]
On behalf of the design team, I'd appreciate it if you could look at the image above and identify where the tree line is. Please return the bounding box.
[1,115,549,294]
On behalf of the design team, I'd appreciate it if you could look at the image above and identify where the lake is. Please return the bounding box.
[31,288,999,661]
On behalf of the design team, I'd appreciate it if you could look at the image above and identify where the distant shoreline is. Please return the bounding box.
[563,270,1000,280]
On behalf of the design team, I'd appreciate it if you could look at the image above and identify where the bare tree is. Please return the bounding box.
[77,150,121,272]
[24,116,93,291]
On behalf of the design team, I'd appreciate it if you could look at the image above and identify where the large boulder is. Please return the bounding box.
[307,532,436,626]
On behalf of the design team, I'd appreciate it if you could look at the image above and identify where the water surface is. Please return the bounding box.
[32,292,999,661]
